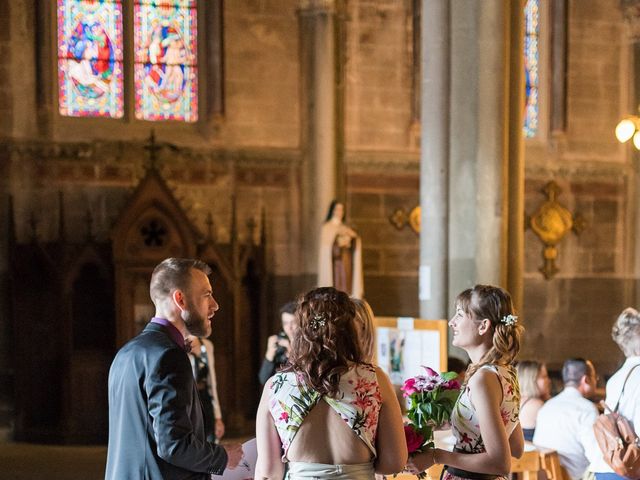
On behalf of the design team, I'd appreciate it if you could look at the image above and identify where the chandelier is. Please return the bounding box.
[615,114,640,149]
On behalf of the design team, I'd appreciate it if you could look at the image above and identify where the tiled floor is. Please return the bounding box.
[0,437,254,480]
[0,442,107,480]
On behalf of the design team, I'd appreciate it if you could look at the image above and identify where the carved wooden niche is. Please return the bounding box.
[111,168,200,346]
[111,166,265,435]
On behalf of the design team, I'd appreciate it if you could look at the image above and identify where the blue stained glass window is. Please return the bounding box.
[524,0,539,138]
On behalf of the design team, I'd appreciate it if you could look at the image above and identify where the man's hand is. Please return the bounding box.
[223,443,243,470]
[215,418,225,440]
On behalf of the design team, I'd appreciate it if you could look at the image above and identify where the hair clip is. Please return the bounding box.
[310,313,326,330]
[501,314,518,326]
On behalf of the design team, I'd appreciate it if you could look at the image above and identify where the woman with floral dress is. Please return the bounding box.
[408,284,525,480]
[255,287,407,479]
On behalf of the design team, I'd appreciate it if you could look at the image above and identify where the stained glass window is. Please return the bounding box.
[57,0,124,118]
[134,0,198,122]
[524,0,539,138]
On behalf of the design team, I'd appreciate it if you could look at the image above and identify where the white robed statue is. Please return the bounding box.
[317,200,364,299]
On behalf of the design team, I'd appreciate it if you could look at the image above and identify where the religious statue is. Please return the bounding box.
[317,200,364,299]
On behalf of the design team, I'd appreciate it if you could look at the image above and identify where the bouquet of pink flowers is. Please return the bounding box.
[401,366,461,456]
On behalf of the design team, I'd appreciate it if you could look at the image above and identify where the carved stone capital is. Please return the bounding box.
[298,0,336,14]
[620,0,640,41]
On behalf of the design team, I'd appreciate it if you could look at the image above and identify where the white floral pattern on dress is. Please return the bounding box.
[268,365,382,460]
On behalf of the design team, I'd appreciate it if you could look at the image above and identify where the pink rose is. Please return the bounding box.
[404,425,425,453]
[444,379,461,390]
[401,378,417,397]
[279,411,289,422]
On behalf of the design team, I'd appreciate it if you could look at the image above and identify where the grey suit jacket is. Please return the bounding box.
[105,322,228,479]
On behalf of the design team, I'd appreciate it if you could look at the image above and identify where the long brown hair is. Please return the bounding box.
[458,284,524,385]
[286,287,364,397]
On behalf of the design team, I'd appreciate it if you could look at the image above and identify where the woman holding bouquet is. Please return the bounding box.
[408,284,525,479]
[256,287,407,479]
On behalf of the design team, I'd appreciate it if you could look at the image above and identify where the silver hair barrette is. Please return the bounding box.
[310,313,327,330]
[501,314,518,326]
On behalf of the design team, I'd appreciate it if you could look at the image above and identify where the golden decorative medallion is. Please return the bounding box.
[389,206,420,234]
[528,181,587,279]
[408,206,421,233]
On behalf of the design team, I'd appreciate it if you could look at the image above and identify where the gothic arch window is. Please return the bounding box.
[56,0,221,123]
[57,0,124,118]
[524,0,540,138]
[134,0,198,121]
[523,0,567,140]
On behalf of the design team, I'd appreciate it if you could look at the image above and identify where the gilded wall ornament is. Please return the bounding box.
[528,181,587,279]
[389,206,420,234]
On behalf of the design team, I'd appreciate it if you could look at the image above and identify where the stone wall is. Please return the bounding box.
[0,0,12,137]
[343,0,420,317]
[2,0,638,407]
[345,0,418,151]
[346,153,420,316]
[522,0,634,377]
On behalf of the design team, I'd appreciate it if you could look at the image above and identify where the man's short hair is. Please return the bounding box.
[150,258,211,303]
[562,358,590,386]
[279,301,297,316]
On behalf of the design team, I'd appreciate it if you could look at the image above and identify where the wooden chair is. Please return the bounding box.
[387,450,542,480]
[386,446,568,480]
[511,450,542,480]
[537,447,570,480]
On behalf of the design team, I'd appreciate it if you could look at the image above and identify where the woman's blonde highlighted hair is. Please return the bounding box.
[516,360,545,399]
[352,298,376,363]
[612,307,640,357]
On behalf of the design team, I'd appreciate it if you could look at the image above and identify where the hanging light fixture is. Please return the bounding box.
[615,115,640,148]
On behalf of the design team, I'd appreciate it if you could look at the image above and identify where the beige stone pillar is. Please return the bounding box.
[447,0,523,312]
[419,0,450,319]
[298,0,338,278]
[619,0,640,301]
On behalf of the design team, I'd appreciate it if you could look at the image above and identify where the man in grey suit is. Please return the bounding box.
[106,258,243,479]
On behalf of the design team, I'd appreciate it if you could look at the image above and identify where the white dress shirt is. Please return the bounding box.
[587,356,640,474]
[533,386,599,480]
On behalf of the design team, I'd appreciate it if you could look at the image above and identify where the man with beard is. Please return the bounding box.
[106,258,242,480]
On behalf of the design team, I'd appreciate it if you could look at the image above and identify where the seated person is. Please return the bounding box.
[516,360,551,441]
[533,358,599,480]
[258,301,296,385]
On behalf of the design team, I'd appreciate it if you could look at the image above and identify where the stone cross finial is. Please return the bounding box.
[85,208,94,241]
[205,212,216,242]
[246,216,257,244]
[144,130,163,170]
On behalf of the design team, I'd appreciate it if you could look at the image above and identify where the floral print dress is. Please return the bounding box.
[267,364,382,461]
[448,364,521,479]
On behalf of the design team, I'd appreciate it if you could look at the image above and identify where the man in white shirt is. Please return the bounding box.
[533,358,599,480]
[588,307,640,480]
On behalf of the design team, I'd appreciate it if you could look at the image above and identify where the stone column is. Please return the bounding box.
[620,0,640,304]
[419,0,450,319]
[506,0,525,314]
[446,0,523,311]
[298,0,338,280]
